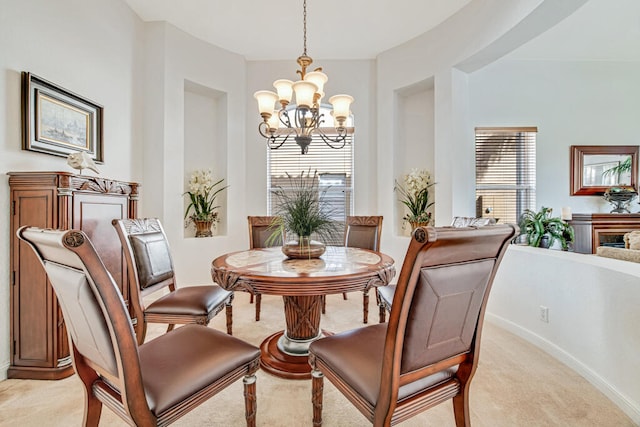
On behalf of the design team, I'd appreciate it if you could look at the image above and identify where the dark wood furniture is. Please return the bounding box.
[8,171,138,379]
[309,225,517,427]
[211,246,395,380]
[246,216,283,321]
[568,213,640,254]
[18,227,260,427]
[342,215,384,323]
[113,218,233,344]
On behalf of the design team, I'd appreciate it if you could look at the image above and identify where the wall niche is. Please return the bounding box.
[183,80,228,237]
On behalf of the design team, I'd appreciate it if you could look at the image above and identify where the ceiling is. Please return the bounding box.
[122,0,640,62]
[122,0,471,60]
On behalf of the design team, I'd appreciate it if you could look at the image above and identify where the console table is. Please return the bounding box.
[568,213,640,254]
[8,171,139,379]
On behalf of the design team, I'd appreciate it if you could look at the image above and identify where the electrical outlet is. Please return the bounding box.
[539,306,549,323]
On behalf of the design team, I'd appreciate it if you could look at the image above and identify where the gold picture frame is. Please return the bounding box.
[22,72,103,162]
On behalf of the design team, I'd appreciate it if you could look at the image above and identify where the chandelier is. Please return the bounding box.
[253,0,354,155]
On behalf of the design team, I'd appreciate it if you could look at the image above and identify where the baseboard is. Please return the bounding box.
[0,361,8,381]
[486,313,640,425]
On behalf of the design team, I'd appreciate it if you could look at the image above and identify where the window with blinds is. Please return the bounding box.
[475,127,537,225]
[268,106,354,245]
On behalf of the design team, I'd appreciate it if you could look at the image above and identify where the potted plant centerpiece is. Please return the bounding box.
[184,169,228,237]
[268,170,340,258]
[395,168,436,231]
[518,206,574,250]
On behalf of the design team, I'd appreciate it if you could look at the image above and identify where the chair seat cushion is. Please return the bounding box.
[146,285,231,316]
[310,323,457,406]
[139,324,260,415]
[377,284,396,308]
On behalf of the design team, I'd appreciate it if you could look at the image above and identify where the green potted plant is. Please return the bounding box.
[184,169,228,237]
[518,206,575,250]
[268,169,340,258]
[395,168,436,231]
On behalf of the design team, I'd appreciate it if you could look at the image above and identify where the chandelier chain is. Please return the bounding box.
[303,0,307,56]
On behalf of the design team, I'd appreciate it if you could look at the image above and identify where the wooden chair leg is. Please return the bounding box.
[249,293,254,304]
[342,292,348,300]
[72,347,102,427]
[166,324,175,332]
[379,303,386,323]
[321,295,326,314]
[134,315,148,345]
[452,393,470,427]
[226,303,233,335]
[243,374,257,427]
[311,370,324,427]
[255,294,261,321]
[362,291,369,324]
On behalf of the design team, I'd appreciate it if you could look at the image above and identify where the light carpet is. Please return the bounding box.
[0,292,634,426]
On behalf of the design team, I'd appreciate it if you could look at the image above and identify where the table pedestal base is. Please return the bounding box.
[260,331,314,380]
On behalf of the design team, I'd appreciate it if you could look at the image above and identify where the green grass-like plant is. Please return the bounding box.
[267,170,340,245]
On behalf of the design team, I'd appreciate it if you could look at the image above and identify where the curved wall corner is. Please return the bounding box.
[487,245,640,424]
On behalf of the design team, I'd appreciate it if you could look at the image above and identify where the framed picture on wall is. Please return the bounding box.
[22,72,104,162]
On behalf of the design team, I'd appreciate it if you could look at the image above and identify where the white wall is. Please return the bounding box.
[489,246,640,423]
[0,0,144,379]
[469,59,640,216]
[375,0,588,267]
[141,23,247,285]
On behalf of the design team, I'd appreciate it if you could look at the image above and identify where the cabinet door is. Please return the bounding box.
[72,192,129,303]
[11,189,64,369]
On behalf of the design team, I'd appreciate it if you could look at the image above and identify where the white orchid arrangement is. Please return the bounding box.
[184,169,228,224]
[395,168,435,225]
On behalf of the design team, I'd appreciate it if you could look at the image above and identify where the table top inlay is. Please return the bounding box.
[224,246,384,277]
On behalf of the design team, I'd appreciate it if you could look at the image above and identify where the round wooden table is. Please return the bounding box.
[211,246,395,379]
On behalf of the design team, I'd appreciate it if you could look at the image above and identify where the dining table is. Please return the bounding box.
[211,245,395,379]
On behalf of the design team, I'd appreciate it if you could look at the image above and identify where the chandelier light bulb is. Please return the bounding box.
[273,79,294,105]
[254,90,278,119]
[292,80,318,108]
[304,71,328,97]
[328,94,354,120]
[267,113,280,132]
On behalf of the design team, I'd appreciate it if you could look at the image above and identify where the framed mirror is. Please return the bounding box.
[570,145,639,195]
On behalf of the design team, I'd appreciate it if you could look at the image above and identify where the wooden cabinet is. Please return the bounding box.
[8,171,139,379]
[568,213,640,254]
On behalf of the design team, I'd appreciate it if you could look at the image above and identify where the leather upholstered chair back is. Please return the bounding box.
[339,215,384,323]
[248,216,281,249]
[114,218,234,344]
[246,216,282,322]
[309,224,517,426]
[19,227,122,378]
[17,226,260,427]
[114,218,175,296]
[344,216,383,251]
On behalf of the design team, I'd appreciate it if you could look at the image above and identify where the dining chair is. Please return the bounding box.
[378,218,496,323]
[333,215,383,323]
[247,216,282,321]
[310,224,517,426]
[18,226,261,427]
[113,218,233,344]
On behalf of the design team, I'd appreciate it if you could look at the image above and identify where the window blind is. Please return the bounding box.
[475,127,537,225]
[268,122,354,246]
